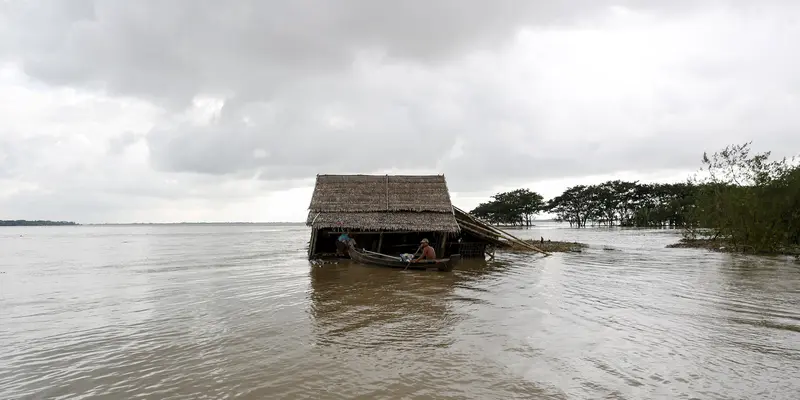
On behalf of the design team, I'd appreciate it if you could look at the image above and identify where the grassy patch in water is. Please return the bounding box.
[667,238,728,252]
[667,238,800,257]
[510,240,589,253]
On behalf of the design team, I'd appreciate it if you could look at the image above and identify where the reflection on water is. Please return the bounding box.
[1,223,799,399]
[309,262,464,349]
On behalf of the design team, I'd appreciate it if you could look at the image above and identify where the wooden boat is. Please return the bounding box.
[346,243,461,272]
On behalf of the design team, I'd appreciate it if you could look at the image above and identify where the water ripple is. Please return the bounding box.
[1,224,799,399]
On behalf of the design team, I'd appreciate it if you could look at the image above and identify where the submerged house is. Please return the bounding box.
[306,174,497,259]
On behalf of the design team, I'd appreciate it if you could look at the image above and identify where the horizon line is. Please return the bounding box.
[4,219,560,226]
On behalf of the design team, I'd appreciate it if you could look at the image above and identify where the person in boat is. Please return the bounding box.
[411,238,436,262]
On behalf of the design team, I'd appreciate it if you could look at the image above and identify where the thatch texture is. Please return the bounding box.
[306,174,459,232]
[307,212,460,232]
[309,174,453,212]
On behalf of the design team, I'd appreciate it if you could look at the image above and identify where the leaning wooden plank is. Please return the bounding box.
[455,206,551,256]
[484,224,551,256]
[456,219,512,246]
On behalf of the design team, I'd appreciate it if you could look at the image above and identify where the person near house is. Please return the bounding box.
[412,238,436,262]
[335,232,354,256]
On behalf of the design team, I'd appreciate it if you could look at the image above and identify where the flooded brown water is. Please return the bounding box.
[1,223,798,399]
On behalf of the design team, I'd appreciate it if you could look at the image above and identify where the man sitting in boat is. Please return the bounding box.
[411,238,436,262]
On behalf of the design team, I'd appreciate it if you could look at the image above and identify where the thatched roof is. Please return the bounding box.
[306,174,460,232]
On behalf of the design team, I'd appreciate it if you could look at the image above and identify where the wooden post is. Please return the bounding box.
[485,244,495,260]
[439,233,448,257]
[377,232,384,253]
[308,228,318,259]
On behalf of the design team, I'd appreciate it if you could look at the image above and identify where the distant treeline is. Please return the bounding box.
[469,142,800,254]
[0,220,79,226]
[471,182,694,228]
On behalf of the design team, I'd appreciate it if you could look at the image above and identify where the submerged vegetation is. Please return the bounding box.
[514,240,588,253]
[469,142,800,256]
[469,189,544,227]
[682,143,800,255]
[471,182,696,228]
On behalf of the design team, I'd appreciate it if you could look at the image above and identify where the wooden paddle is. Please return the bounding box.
[404,244,423,270]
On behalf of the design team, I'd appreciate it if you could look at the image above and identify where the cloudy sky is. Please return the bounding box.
[1,1,799,223]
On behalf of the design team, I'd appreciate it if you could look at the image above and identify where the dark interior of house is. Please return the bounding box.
[311,228,488,259]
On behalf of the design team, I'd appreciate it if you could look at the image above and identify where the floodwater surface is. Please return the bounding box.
[1,223,798,399]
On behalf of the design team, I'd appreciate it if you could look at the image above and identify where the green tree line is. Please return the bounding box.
[469,188,544,226]
[0,220,78,226]
[471,181,696,228]
[469,142,800,254]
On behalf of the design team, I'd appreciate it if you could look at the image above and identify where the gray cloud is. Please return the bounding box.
[4,0,566,104]
[4,1,773,102]
[1,1,800,221]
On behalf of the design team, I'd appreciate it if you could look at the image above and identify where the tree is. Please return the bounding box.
[541,181,696,228]
[546,185,592,227]
[468,142,799,255]
[470,188,545,226]
[686,142,800,253]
